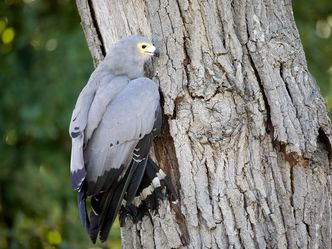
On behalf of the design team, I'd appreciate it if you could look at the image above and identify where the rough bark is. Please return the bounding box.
[75,0,332,248]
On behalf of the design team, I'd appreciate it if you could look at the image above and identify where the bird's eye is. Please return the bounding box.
[141,44,147,49]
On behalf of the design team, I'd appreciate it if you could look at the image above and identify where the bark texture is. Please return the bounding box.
[76,0,332,248]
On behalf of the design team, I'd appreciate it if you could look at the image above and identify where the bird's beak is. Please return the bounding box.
[144,45,160,57]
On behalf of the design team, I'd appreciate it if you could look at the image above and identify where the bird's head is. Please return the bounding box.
[104,35,159,79]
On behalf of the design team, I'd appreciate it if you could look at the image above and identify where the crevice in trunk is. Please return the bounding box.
[153,92,189,246]
[153,117,190,245]
[246,50,273,135]
[318,127,332,160]
[280,63,295,106]
[87,0,106,56]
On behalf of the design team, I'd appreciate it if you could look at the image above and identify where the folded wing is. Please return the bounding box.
[76,77,160,242]
[69,73,128,191]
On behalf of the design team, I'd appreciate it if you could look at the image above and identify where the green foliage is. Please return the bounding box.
[0,0,331,249]
[293,0,332,109]
[0,1,120,248]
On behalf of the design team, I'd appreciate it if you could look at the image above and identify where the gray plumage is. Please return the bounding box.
[69,35,177,243]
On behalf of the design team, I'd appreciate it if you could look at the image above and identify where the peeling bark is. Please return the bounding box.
[76,0,332,248]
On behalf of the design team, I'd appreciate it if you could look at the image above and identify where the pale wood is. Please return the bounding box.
[76,0,332,248]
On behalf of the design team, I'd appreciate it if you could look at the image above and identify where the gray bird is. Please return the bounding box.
[69,35,177,243]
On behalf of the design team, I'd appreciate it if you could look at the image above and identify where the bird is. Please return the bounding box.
[69,35,177,243]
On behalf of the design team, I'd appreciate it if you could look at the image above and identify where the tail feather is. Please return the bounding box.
[88,194,103,243]
[98,160,138,242]
[124,133,153,205]
[125,157,148,206]
[120,157,178,225]
[81,156,177,243]
[77,189,90,231]
[88,162,136,243]
[89,214,99,243]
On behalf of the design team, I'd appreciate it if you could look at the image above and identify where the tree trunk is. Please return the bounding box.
[75,0,332,248]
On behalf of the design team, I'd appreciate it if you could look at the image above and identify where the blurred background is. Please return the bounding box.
[0,0,331,249]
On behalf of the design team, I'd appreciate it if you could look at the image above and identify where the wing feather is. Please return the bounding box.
[69,72,99,189]
[73,76,160,242]
[84,76,129,142]
[84,77,159,192]
[69,73,128,190]
[69,70,103,138]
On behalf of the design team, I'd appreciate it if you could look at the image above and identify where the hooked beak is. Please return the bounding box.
[144,45,160,57]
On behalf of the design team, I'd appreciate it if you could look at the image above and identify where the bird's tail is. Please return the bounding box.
[88,160,137,243]
[120,156,178,225]
[86,156,177,243]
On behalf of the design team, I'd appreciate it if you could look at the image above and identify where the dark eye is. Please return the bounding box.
[141,44,147,49]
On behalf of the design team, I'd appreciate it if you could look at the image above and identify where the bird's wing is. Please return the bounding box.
[69,73,128,190]
[84,76,129,142]
[84,77,160,194]
[124,104,162,206]
[83,77,160,242]
[69,71,100,139]
[69,72,99,191]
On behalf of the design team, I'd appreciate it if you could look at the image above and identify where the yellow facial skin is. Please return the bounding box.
[137,42,156,56]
